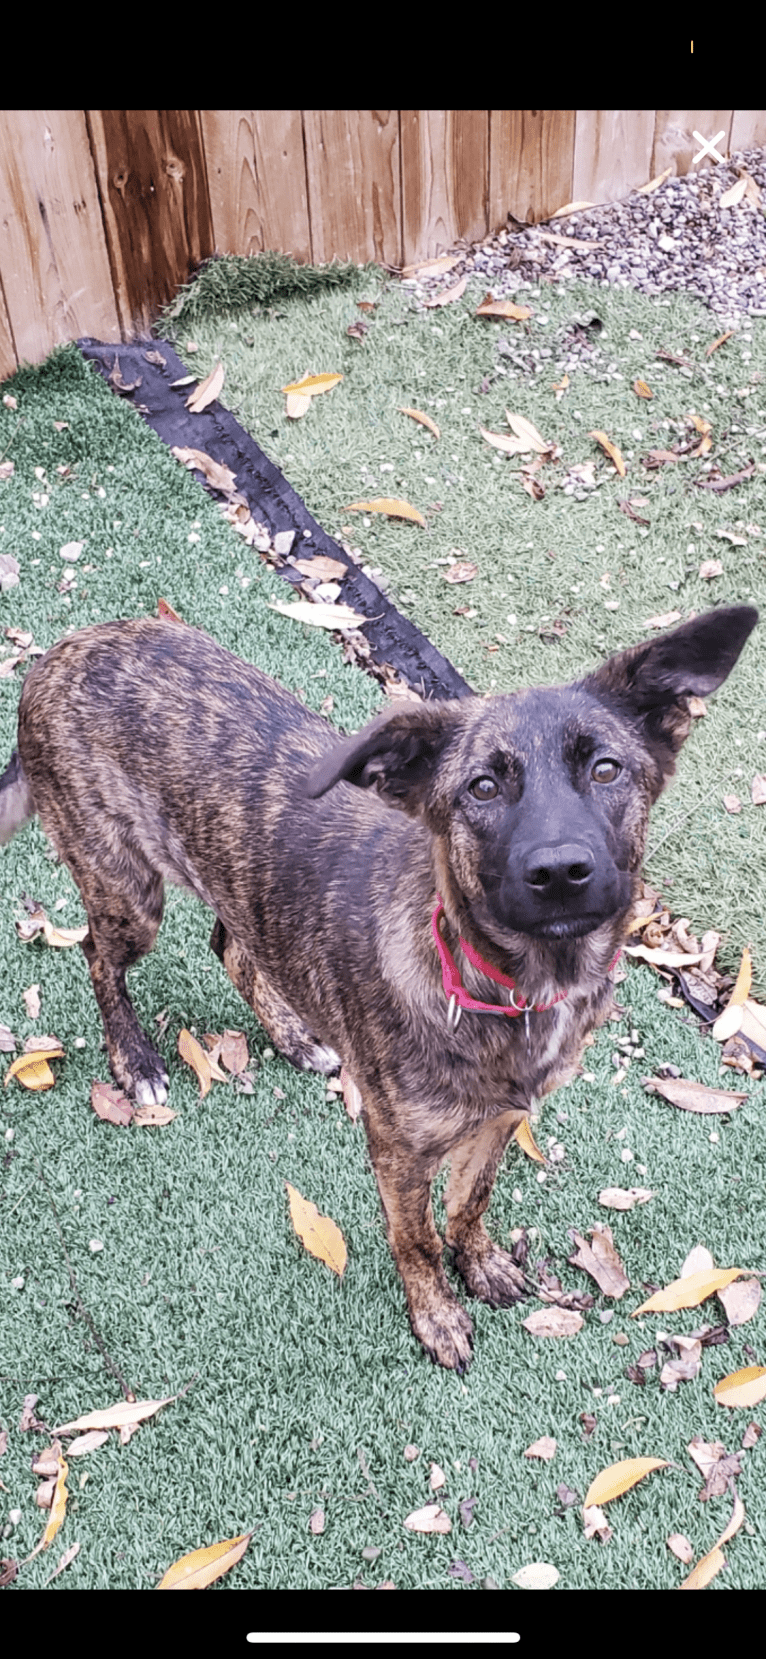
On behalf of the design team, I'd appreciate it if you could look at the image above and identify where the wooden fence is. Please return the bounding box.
[1,110,765,381]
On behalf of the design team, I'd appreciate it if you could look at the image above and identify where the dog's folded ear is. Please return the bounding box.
[583,604,757,763]
[305,699,464,814]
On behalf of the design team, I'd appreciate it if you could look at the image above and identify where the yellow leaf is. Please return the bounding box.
[583,1456,669,1508]
[42,917,89,948]
[157,1531,252,1589]
[633,1267,743,1316]
[713,1365,766,1408]
[476,296,532,320]
[186,361,225,413]
[41,1448,69,1550]
[713,951,752,1042]
[400,407,440,439]
[590,430,626,476]
[52,1396,175,1435]
[633,379,653,399]
[280,373,342,396]
[345,497,426,527]
[514,1117,545,1162]
[178,1028,227,1097]
[286,1181,347,1277]
[5,1045,63,1089]
[678,1545,727,1589]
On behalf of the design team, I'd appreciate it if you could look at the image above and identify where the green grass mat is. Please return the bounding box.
[0,337,763,1591]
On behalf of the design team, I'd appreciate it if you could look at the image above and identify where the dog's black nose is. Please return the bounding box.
[523,844,595,899]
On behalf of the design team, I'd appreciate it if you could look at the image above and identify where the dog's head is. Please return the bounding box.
[306,606,757,942]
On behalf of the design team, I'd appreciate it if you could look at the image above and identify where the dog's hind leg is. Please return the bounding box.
[443,1109,528,1306]
[70,849,169,1106]
[210,921,341,1074]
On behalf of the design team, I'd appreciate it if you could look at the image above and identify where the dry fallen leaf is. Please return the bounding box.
[345,497,426,527]
[514,1117,545,1162]
[442,561,478,584]
[718,1278,761,1327]
[44,1541,81,1584]
[157,597,184,623]
[402,254,462,279]
[5,1040,64,1091]
[90,1081,134,1126]
[399,407,440,439]
[52,1396,176,1436]
[403,1503,451,1534]
[678,1493,745,1590]
[644,610,682,629]
[583,1456,669,1508]
[186,361,225,413]
[281,372,343,397]
[568,1226,629,1298]
[267,599,366,630]
[285,392,311,419]
[475,296,532,321]
[505,411,550,452]
[598,1186,653,1211]
[522,1308,583,1338]
[643,1077,748,1115]
[633,1267,745,1316]
[633,379,653,399]
[524,1436,557,1461]
[286,1182,347,1277]
[219,1030,249,1075]
[293,555,348,582]
[178,1028,227,1098]
[512,1562,560,1589]
[713,1365,766,1409]
[423,275,467,308]
[699,559,724,580]
[157,1532,252,1590]
[589,430,626,476]
[479,426,529,455]
[712,946,752,1040]
[170,447,237,495]
[25,1444,69,1561]
[340,1067,363,1123]
[15,902,87,949]
[23,984,40,1019]
[751,774,766,805]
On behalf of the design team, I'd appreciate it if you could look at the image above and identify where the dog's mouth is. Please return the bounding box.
[523,913,607,941]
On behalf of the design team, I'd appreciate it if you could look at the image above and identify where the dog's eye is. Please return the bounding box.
[469,776,499,801]
[591,758,621,784]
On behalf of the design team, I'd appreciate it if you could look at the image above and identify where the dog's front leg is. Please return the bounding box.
[363,1118,475,1371]
[443,1108,528,1305]
[76,871,169,1107]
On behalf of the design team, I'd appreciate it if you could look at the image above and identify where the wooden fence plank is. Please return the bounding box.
[86,109,214,334]
[201,110,312,262]
[573,111,656,204]
[303,110,401,265]
[651,111,734,177]
[489,110,576,226]
[400,110,489,264]
[0,110,118,366]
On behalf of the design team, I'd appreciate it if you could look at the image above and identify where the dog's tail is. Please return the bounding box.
[0,751,35,843]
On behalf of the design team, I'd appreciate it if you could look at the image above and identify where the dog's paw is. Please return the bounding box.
[302,1042,342,1075]
[109,1042,169,1107]
[453,1244,527,1307]
[133,1069,170,1108]
[410,1295,474,1372]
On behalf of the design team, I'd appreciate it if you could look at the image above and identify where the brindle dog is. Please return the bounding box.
[0,606,757,1368]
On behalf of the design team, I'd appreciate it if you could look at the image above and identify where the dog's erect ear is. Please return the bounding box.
[305,700,465,816]
[583,604,758,770]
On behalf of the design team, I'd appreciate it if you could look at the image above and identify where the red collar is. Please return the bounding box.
[431,897,621,1028]
[431,898,568,1022]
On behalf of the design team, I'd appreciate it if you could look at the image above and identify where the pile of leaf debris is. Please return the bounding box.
[624,881,765,1078]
